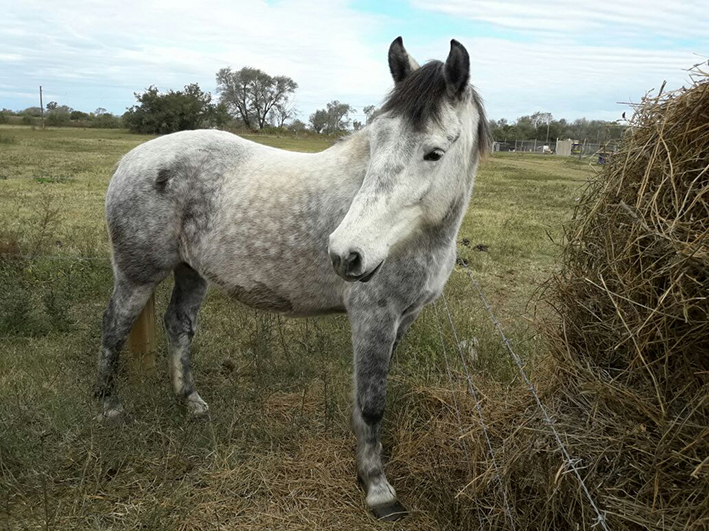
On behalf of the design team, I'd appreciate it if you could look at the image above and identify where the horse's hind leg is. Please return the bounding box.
[163,263,209,417]
[96,276,157,420]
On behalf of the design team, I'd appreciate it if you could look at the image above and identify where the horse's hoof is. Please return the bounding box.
[185,393,210,418]
[94,405,125,424]
[370,499,408,522]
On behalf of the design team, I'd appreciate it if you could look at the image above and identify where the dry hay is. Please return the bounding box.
[476,68,709,529]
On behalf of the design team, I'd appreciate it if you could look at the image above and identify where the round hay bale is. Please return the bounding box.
[529,69,709,528]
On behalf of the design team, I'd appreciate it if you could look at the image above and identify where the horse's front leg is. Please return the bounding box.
[349,307,408,521]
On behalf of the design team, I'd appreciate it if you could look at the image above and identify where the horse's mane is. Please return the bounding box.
[381,60,491,157]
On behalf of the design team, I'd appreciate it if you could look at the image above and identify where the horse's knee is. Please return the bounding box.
[356,374,388,426]
[358,393,385,427]
[163,307,195,341]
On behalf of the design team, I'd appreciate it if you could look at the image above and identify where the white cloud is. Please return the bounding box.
[411,0,709,40]
[1,0,706,121]
[1,0,394,117]
[409,1,706,120]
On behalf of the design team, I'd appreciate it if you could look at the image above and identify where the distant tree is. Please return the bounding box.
[363,105,378,125]
[70,110,90,121]
[269,101,297,128]
[309,109,328,133]
[353,120,363,131]
[94,107,108,116]
[46,101,58,111]
[325,100,354,134]
[46,104,72,126]
[487,114,625,143]
[310,100,354,135]
[216,67,297,130]
[211,102,231,128]
[288,119,307,133]
[123,84,220,134]
[91,113,122,129]
[21,107,43,117]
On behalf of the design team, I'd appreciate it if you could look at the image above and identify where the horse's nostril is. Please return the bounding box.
[330,253,341,270]
[344,251,363,277]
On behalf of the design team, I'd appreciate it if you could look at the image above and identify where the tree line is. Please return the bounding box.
[1,104,122,128]
[488,112,625,143]
[2,67,624,140]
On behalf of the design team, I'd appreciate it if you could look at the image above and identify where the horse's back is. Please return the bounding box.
[106,130,251,283]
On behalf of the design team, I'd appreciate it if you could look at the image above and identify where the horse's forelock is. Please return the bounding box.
[381,61,447,131]
[381,61,490,159]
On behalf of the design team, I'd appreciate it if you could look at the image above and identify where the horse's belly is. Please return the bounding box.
[226,281,295,313]
[210,272,346,318]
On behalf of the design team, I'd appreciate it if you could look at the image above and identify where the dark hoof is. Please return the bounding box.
[371,500,408,522]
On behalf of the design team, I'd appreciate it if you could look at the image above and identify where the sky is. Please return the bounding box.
[1,0,707,123]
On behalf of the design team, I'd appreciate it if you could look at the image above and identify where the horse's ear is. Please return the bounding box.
[388,36,420,84]
[444,39,470,99]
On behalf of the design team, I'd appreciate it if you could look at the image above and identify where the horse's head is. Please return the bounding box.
[328,37,489,282]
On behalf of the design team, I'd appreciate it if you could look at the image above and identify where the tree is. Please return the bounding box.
[288,119,307,133]
[363,105,378,125]
[309,109,328,133]
[486,114,625,143]
[46,104,72,126]
[70,110,90,121]
[123,83,220,134]
[21,107,43,117]
[310,100,355,134]
[353,120,363,131]
[215,67,297,130]
[269,101,297,128]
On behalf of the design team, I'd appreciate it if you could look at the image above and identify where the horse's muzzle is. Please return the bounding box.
[329,249,383,282]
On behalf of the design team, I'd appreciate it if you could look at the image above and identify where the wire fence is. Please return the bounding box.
[437,262,611,530]
[435,298,517,530]
[3,249,611,529]
[493,139,619,158]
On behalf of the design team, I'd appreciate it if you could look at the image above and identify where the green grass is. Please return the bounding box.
[0,125,592,529]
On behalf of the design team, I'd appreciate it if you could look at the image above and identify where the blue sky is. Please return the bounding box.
[1,0,706,122]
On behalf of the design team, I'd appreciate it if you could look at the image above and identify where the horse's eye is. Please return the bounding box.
[424,149,444,162]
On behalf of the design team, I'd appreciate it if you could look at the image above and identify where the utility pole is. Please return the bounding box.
[545,117,550,144]
[39,86,45,129]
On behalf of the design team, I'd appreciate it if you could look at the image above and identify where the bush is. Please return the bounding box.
[124,83,221,134]
[46,111,70,126]
[91,113,121,129]
[70,110,90,121]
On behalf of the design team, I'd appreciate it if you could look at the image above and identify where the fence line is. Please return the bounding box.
[432,302,487,531]
[432,302,471,454]
[437,297,517,530]
[459,263,610,530]
[4,250,608,528]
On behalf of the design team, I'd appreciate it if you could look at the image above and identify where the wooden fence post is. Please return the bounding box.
[128,293,156,372]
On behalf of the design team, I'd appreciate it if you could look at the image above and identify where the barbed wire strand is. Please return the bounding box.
[459,262,610,531]
[440,295,518,531]
[432,301,487,531]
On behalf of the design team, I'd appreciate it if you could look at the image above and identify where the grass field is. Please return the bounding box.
[0,125,593,529]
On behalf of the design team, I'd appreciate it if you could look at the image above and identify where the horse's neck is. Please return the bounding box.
[320,130,370,180]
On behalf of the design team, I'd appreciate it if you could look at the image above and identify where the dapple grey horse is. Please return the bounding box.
[97,37,489,521]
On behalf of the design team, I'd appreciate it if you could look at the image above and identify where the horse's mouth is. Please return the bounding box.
[358,261,384,283]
